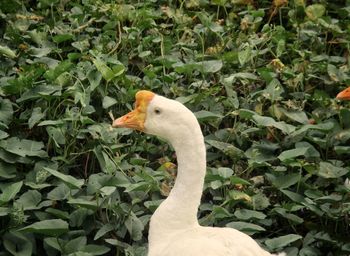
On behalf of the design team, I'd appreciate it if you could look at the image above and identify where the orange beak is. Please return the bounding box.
[112,109,146,131]
[112,90,155,131]
[336,87,350,100]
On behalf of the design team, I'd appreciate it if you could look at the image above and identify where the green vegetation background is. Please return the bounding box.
[0,0,350,255]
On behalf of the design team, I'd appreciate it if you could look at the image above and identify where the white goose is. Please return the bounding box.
[112,90,285,256]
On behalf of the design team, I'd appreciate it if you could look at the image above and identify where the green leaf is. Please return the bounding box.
[0,207,9,216]
[280,109,308,124]
[194,110,222,120]
[100,186,116,196]
[276,39,285,57]
[29,47,52,58]
[230,176,251,186]
[238,45,251,66]
[212,0,227,6]
[263,79,284,102]
[83,244,111,255]
[112,62,126,77]
[269,173,301,189]
[253,115,296,134]
[209,180,222,189]
[0,98,13,126]
[0,161,16,179]
[28,30,48,45]
[234,209,266,220]
[280,189,305,203]
[317,162,349,178]
[238,109,257,119]
[291,122,334,138]
[217,167,233,179]
[212,206,232,218]
[93,58,115,81]
[124,182,150,193]
[93,57,125,82]
[72,39,90,51]
[0,45,17,58]
[125,213,144,241]
[0,148,22,164]
[274,208,304,224]
[299,247,322,256]
[16,85,62,103]
[226,221,265,235]
[102,96,118,109]
[0,181,23,203]
[15,190,42,210]
[87,69,102,91]
[223,72,258,83]
[265,234,302,250]
[339,108,350,128]
[278,147,309,162]
[327,64,344,82]
[316,193,342,203]
[46,126,66,146]
[206,140,244,159]
[94,224,114,240]
[64,236,87,253]
[3,231,33,256]
[45,208,70,219]
[53,34,74,43]
[198,60,223,73]
[0,130,9,140]
[105,239,129,249]
[47,184,70,201]
[173,62,199,74]
[38,120,65,126]
[19,219,69,236]
[0,137,47,158]
[44,167,84,189]
[334,146,350,155]
[139,50,152,58]
[44,237,61,251]
[68,198,98,210]
[296,142,320,159]
[44,60,73,82]
[306,4,325,20]
[93,147,117,174]
[251,193,271,210]
[28,107,45,129]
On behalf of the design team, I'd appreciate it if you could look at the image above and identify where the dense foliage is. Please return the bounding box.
[0,0,350,255]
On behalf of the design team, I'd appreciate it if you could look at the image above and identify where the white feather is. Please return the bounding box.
[141,94,285,256]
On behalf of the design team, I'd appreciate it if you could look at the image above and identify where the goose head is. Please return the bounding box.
[112,90,200,143]
[336,87,350,100]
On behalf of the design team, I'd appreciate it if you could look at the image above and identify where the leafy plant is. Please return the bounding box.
[0,0,349,255]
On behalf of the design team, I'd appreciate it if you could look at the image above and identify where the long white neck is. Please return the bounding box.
[149,123,206,240]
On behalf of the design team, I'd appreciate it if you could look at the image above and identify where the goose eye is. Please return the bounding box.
[154,108,161,115]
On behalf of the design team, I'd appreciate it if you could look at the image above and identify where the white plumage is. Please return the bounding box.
[113,91,285,256]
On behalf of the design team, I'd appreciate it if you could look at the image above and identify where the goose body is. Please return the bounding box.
[113,91,284,256]
[148,226,273,256]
